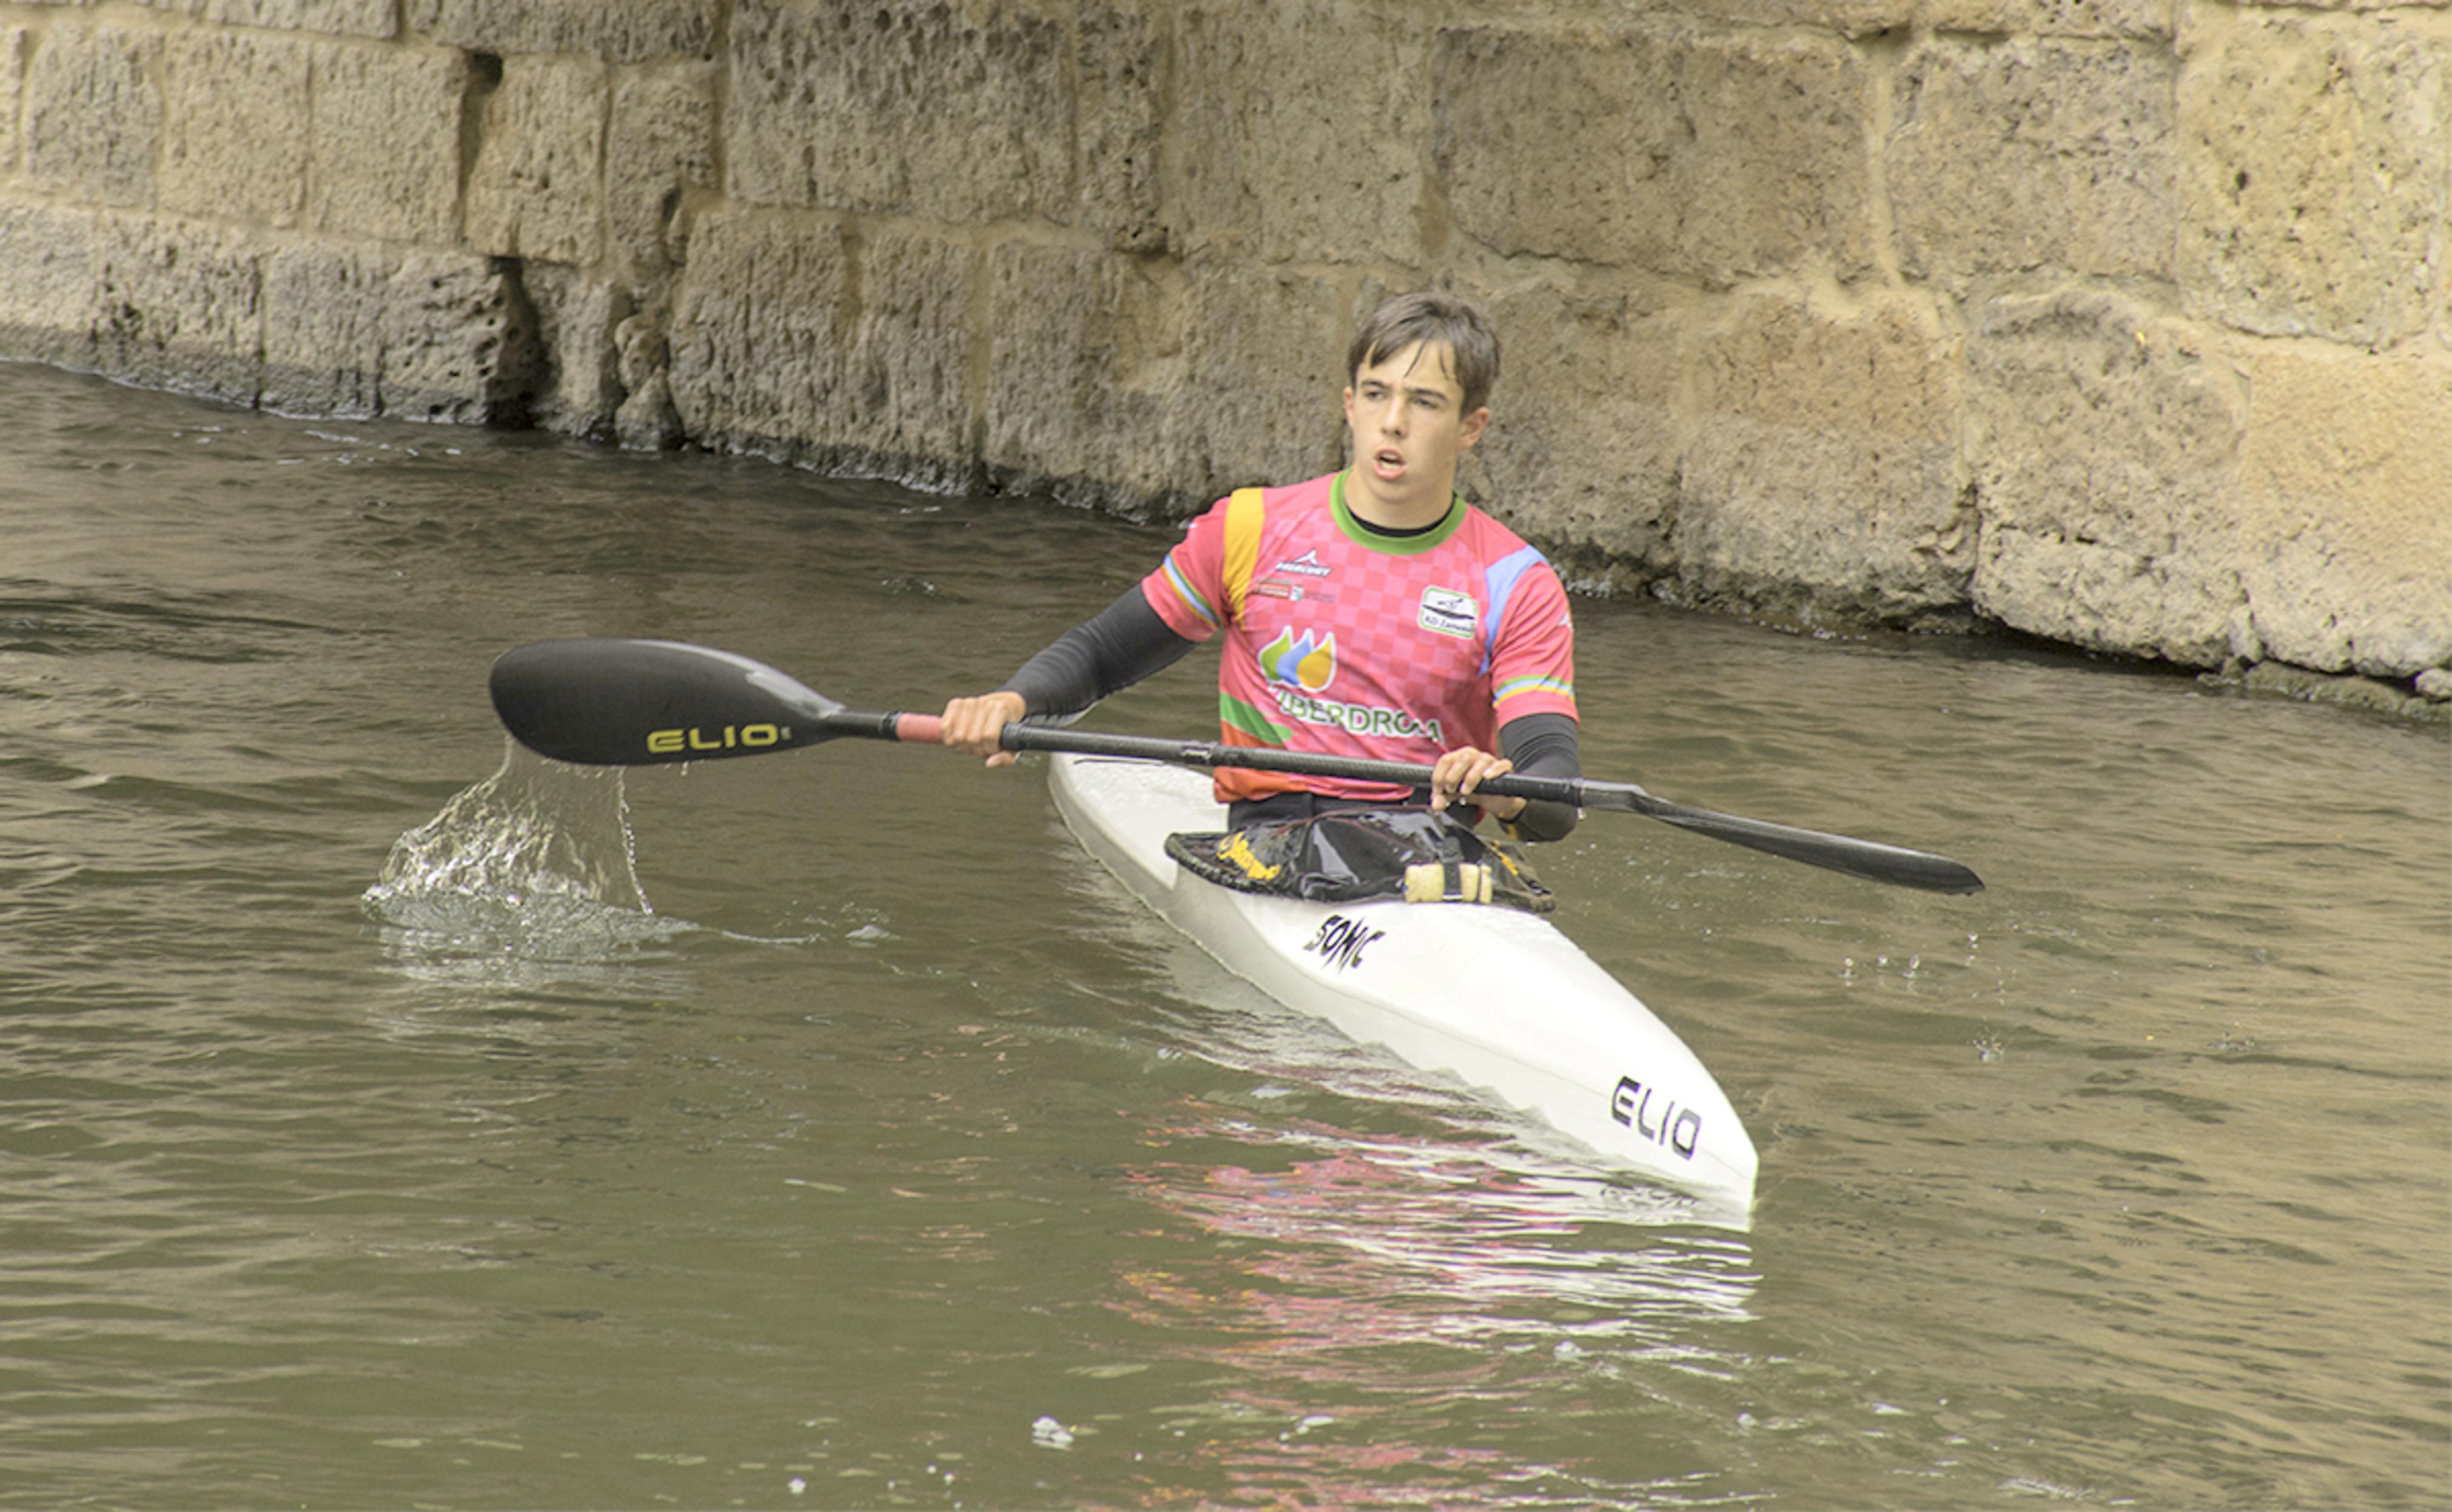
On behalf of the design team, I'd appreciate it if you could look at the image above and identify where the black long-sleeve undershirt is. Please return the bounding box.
[1001,586,1584,841]
[1002,585,1199,720]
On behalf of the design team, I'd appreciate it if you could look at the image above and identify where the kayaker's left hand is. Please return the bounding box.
[1430,746,1526,822]
[940,690,1027,768]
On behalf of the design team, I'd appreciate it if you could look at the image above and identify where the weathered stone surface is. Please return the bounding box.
[1436,22,1872,284]
[380,251,540,424]
[269,242,548,422]
[2177,13,2450,350]
[1966,288,2251,665]
[90,215,264,404]
[406,0,717,61]
[1923,0,2171,39]
[1434,25,1678,270]
[24,24,163,208]
[614,312,682,448]
[2226,661,2446,719]
[2232,0,2452,12]
[1471,284,1684,588]
[728,0,1072,224]
[1678,291,1973,622]
[1075,0,1168,251]
[520,263,625,437]
[133,0,397,36]
[606,65,717,278]
[271,242,535,422]
[1,29,27,180]
[306,43,466,244]
[261,240,388,415]
[0,202,100,369]
[987,251,1340,509]
[465,55,608,266]
[2231,349,2452,678]
[670,206,986,480]
[1890,39,2177,287]
[161,30,312,229]
[1669,0,1910,39]
[1171,2,1428,264]
[1679,30,1875,284]
[1175,261,1348,502]
[839,225,979,481]
[982,243,1185,508]
[668,207,855,452]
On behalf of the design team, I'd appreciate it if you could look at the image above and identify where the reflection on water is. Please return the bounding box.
[1110,1115,1760,1506]
[1126,1124,1758,1335]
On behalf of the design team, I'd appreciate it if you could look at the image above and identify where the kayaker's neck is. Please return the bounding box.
[1341,477,1460,539]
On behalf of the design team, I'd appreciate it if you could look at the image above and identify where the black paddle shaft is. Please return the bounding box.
[996,725,1983,894]
[488,637,1984,894]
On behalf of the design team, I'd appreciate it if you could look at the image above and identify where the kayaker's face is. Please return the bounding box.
[1342,340,1489,525]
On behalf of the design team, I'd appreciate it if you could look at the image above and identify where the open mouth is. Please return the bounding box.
[1371,447,1406,479]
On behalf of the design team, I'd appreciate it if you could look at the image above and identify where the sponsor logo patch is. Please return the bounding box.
[1418,586,1479,639]
[1257,627,1337,692]
[1270,687,1445,744]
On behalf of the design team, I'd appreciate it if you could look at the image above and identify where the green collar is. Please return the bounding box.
[1330,469,1465,554]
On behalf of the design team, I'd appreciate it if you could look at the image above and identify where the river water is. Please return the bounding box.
[1,361,2444,1509]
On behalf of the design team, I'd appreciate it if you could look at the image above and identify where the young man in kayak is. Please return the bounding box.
[940,289,1581,841]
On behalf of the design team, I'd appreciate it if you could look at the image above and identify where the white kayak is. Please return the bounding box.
[1049,753,1758,1220]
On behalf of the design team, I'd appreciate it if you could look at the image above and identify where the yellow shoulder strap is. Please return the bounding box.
[1222,486,1266,623]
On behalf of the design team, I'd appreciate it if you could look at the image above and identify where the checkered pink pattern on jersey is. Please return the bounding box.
[1141,471,1577,804]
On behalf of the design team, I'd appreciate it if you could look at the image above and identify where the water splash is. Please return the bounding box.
[361,742,690,967]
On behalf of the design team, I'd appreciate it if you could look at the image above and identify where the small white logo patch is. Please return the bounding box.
[1419,586,1478,639]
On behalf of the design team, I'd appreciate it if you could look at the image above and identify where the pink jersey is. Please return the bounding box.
[1140,470,1579,805]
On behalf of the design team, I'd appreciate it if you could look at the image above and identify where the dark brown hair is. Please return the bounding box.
[1346,290,1501,414]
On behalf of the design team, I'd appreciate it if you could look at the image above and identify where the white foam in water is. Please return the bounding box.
[1029,1416,1075,1451]
[362,742,692,966]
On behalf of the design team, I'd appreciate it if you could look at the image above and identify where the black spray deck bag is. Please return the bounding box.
[1164,808,1555,915]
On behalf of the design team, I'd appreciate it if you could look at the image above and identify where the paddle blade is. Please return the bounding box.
[1576,782,1984,893]
[1650,806,1984,893]
[489,639,845,766]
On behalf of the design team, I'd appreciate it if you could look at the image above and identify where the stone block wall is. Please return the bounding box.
[0,0,2444,702]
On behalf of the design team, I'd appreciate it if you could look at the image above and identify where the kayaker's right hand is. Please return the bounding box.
[939,691,1027,768]
[1430,744,1528,822]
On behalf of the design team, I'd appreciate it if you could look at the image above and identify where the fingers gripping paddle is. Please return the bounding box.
[489,638,1984,895]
